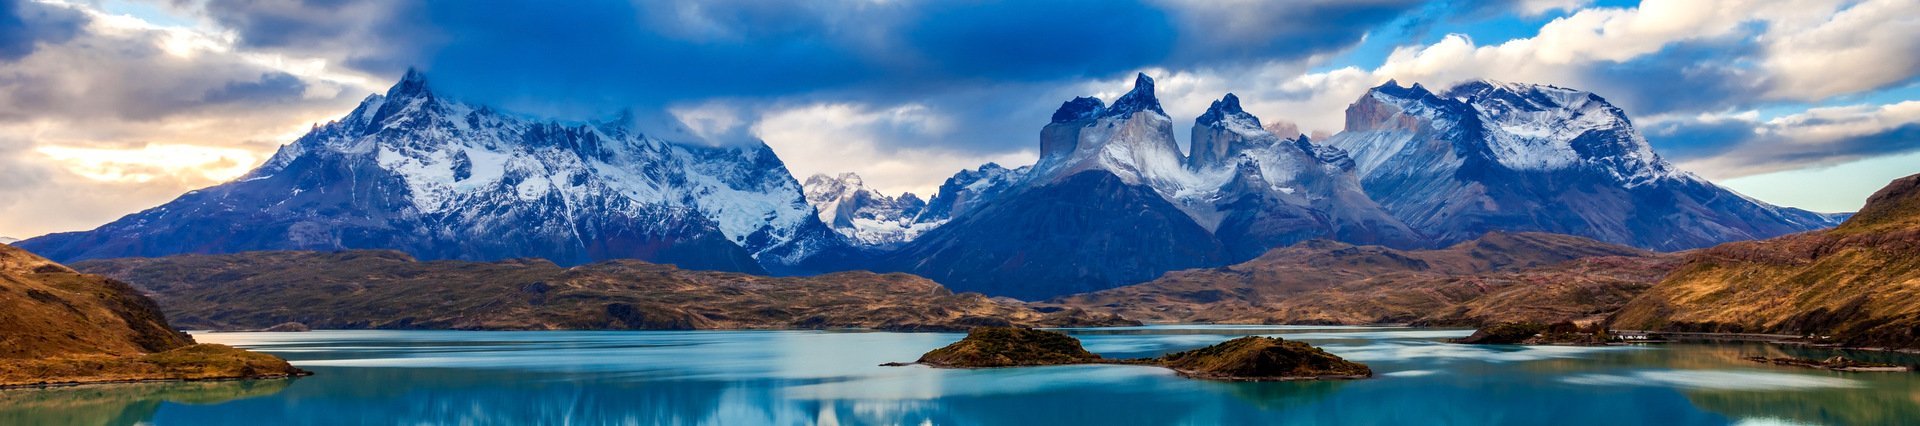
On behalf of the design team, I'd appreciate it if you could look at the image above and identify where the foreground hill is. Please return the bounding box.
[0,245,301,387]
[1047,232,1677,325]
[1612,173,1920,349]
[75,250,1132,331]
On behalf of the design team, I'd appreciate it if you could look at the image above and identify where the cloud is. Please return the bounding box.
[0,0,372,237]
[751,102,1035,196]
[1150,0,1421,67]
[1762,0,1920,99]
[1670,101,1920,179]
[0,0,83,61]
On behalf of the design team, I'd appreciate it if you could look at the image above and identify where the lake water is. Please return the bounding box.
[3,326,1916,425]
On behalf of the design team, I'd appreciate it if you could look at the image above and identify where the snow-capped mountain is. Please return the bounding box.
[1328,79,1840,250]
[802,173,936,247]
[915,163,1029,224]
[878,74,1417,299]
[17,69,842,272]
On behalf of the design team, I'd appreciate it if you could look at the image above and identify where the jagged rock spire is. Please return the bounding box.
[387,67,433,99]
[1106,73,1165,118]
[1196,93,1258,128]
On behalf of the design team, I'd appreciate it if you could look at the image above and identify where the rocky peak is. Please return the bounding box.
[1196,93,1257,128]
[801,172,937,247]
[1105,73,1165,118]
[1189,93,1278,170]
[388,67,433,99]
[1051,97,1107,123]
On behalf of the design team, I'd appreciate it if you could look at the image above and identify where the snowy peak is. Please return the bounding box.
[1446,79,1667,180]
[801,172,937,247]
[1327,78,1840,251]
[25,69,847,271]
[1033,73,1185,188]
[1341,78,1669,182]
[919,163,1029,224]
[1189,93,1282,170]
[1196,93,1257,128]
[1105,73,1166,118]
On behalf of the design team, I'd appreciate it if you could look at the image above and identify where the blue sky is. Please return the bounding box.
[0,0,1915,237]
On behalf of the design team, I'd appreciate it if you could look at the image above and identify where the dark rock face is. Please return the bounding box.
[877,170,1228,300]
[16,70,840,274]
[915,327,1101,367]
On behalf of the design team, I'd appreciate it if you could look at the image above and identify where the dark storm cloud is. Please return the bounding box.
[1650,115,1920,178]
[0,0,84,61]
[1575,35,1769,118]
[1160,0,1422,68]
[202,72,309,104]
[1643,118,1758,161]
[191,0,1417,118]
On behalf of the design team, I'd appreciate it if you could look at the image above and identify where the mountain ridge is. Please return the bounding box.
[17,69,844,273]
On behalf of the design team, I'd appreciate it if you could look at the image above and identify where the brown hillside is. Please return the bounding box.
[75,250,1135,331]
[0,245,303,387]
[1046,232,1677,325]
[1611,173,1920,349]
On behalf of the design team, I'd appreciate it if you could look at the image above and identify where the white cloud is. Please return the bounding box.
[1762,0,1920,99]
[753,102,1033,197]
[1679,101,1920,178]
[0,1,377,237]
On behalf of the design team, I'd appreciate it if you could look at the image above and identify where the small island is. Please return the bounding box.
[1454,321,1612,345]
[899,327,1372,381]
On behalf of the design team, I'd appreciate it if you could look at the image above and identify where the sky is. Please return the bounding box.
[0,0,1915,238]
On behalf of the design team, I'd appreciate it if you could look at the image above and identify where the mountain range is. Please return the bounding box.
[16,71,1844,300]
[860,74,1838,299]
[16,70,842,274]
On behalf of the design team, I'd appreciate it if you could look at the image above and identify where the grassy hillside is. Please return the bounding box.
[1047,232,1677,325]
[0,245,303,387]
[1611,174,1920,349]
[76,250,1133,331]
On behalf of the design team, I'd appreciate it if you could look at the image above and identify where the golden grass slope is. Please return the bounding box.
[0,245,303,387]
[1611,173,1920,349]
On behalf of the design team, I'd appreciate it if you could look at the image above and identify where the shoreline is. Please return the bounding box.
[0,371,312,391]
[1608,330,1920,355]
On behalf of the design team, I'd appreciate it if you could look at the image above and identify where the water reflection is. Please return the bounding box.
[0,379,289,426]
[0,328,1915,425]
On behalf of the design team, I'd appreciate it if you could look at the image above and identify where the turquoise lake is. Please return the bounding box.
[3,326,1916,425]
